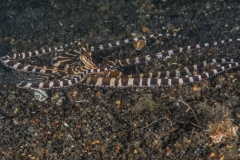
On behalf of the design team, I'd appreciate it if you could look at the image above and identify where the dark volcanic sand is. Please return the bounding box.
[0,0,240,159]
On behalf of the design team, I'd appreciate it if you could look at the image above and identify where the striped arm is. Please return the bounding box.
[88,32,176,51]
[100,38,240,67]
[1,49,102,78]
[16,67,111,89]
[1,59,68,78]
[2,39,82,60]
[1,58,99,79]
[1,32,174,61]
[83,62,239,88]
[17,62,239,89]
[117,58,235,78]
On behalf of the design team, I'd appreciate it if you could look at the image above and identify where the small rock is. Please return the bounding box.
[209,152,216,158]
[134,39,146,50]
[7,93,16,101]
[34,89,48,102]
[116,100,121,105]
[75,102,80,107]
[14,108,19,114]
[205,2,211,9]
[92,140,100,145]
[13,118,19,125]
[142,26,150,33]
[95,91,101,98]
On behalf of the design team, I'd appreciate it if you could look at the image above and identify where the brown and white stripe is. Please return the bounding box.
[83,62,239,88]
[1,34,238,73]
[1,59,68,78]
[1,58,100,79]
[88,32,176,51]
[1,32,174,61]
[16,61,239,89]
[17,67,110,89]
[52,50,81,69]
[2,39,83,60]
[100,38,240,67]
[1,49,102,79]
[116,58,235,78]
[1,33,239,62]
